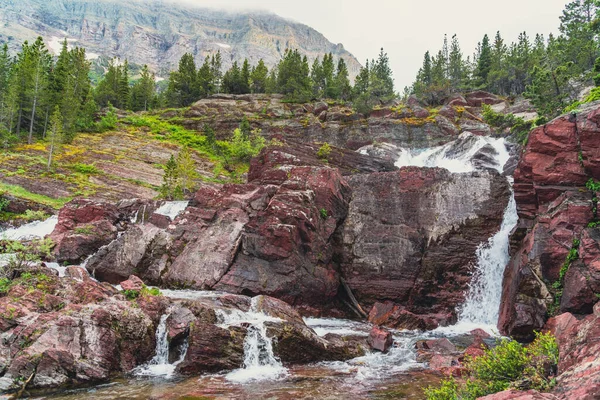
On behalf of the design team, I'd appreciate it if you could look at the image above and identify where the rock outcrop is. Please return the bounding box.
[499,102,600,340]
[341,167,510,328]
[0,267,364,393]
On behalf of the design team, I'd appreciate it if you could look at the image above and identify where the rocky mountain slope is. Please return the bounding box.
[0,0,361,78]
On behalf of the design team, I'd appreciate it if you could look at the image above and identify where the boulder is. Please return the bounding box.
[367,326,393,352]
[49,199,124,264]
[120,275,144,291]
[85,224,171,284]
[478,390,558,400]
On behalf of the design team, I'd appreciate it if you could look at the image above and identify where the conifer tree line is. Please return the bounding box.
[164,48,395,109]
[0,38,93,147]
[0,35,396,149]
[409,0,600,117]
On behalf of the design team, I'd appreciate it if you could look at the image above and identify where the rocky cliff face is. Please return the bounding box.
[341,167,510,329]
[0,0,361,78]
[50,133,512,327]
[499,101,600,341]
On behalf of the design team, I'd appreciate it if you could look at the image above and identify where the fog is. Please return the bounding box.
[160,0,568,89]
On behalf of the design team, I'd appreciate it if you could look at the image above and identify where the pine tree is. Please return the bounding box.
[118,60,131,110]
[130,65,156,112]
[198,56,213,97]
[210,51,223,93]
[160,154,182,200]
[448,35,465,89]
[240,59,251,94]
[239,117,251,140]
[475,34,493,87]
[334,58,352,101]
[250,59,268,93]
[204,124,216,147]
[322,53,336,98]
[47,106,63,171]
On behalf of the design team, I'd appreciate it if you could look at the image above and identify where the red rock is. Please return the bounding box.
[49,199,123,264]
[429,354,457,370]
[499,103,600,340]
[423,338,457,353]
[313,101,328,116]
[465,91,504,107]
[446,94,468,107]
[367,326,393,352]
[120,275,144,291]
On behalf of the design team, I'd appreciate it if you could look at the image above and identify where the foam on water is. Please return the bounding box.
[134,313,188,378]
[222,297,288,383]
[0,215,58,241]
[154,201,189,221]
[394,132,510,174]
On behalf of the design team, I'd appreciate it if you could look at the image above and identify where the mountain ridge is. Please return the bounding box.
[0,0,362,78]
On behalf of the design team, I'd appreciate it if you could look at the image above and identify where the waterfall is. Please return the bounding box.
[393,133,517,332]
[0,215,58,241]
[134,313,188,378]
[394,132,510,174]
[457,182,518,327]
[221,297,288,383]
[154,201,189,221]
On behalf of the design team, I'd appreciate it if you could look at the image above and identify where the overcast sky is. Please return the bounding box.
[167,0,569,90]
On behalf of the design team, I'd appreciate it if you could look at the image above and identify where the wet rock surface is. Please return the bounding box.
[0,269,363,393]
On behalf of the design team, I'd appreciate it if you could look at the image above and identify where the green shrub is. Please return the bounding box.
[320,208,328,219]
[74,225,95,235]
[0,239,54,276]
[317,142,332,160]
[482,104,533,144]
[96,105,118,132]
[424,332,559,400]
[21,209,49,222]
[123,285,161,301]
[0,197,9,213]
[71,163,100,175]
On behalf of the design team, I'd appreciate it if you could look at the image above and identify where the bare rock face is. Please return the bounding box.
[341,167,510,329]
[499,102,600,341]
[367,326,393,352]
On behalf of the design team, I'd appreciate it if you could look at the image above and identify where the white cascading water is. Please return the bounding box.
[0,215,58,241]
[154,201,189,221]
[134,313,188,378]
[456,182,518,328]
[394,132,510,174]
[395,132,516,332]
[220,297,288,383]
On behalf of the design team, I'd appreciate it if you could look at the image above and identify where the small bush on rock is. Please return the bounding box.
[424,332,559,400]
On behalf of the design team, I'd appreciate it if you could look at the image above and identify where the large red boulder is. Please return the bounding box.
[367,326,393,352]
[49,199,124,264]
[465,91,505,107]
[544,303,600,399]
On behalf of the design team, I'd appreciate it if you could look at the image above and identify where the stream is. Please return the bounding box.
[2,134,516,399]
